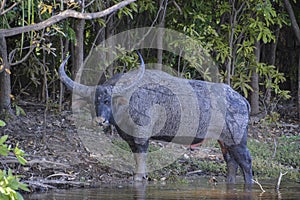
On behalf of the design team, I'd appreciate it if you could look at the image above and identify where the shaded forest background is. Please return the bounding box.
[0,0,299,121]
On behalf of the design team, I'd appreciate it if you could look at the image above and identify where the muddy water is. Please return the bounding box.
[25,178,300,200]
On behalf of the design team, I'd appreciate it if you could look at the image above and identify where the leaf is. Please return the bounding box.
[16,155,27,165]
[15,105,26,116]
[0,147,9,156]
[48,5,53,14]
[5,68,11,74]
[40,6,47,15]
[18,182,30,192]
[9,94,15,101]
[0,135,8,145]
[16,192,25,200]
[0,120,6,127]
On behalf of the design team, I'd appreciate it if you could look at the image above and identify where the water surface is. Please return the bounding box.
[25,178,300,200]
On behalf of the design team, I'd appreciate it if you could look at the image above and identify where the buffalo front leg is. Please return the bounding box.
[225,143,253,184]
[128,139,149,181]
[133,152,148,181]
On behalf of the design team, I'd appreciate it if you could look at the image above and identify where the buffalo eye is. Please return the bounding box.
[104,99,110,105]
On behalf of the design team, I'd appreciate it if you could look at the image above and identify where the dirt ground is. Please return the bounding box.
[1,102,299,192]
[1,108,129,191]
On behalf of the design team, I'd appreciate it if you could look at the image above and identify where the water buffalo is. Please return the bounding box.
[59,53,253,184]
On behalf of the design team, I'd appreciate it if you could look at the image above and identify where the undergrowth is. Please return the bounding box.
[111,135,299,183]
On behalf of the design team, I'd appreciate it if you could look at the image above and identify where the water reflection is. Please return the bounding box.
[25,179,300,200]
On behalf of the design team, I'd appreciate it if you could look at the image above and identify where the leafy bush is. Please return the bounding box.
[0,120,29,200]
[248,137,300,181]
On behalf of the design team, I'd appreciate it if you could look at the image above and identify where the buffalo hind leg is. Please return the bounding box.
[218,140,239,183]
[226,143,253,184]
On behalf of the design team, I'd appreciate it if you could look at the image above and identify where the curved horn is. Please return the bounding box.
[136,51,145,83]
[113,51,145,93]
[59,55,95,98]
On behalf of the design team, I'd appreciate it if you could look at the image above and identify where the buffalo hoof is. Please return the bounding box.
[134,174,149,182]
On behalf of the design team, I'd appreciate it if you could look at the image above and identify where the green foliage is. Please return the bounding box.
[257,63,291,99]
[0,169,30,200]
[117,1,138,19]
[0,122,29,200]
[165,0,289,102]
[138,0,156,14]
[232,66,253,98]
[0,135,9,156]
[13,105,26,117]
[1,0,293,114]
[260,112,281,126]
[275,136,300,168]
[148,135,299,182]
[0,120,6,127]
[248,137,300,181]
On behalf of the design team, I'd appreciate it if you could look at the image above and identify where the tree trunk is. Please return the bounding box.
[106,14,115,77]
[156,0,167,70]
[0,36,11,113]
[263,29,279,105]
[283,0,300,119]
[250,40,260,115]
[298,54,300,120]
[73,19,86,78]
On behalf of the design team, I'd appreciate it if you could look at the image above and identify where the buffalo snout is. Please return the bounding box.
[95,116,110,126]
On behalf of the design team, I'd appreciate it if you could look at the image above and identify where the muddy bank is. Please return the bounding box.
[1,109,129,190]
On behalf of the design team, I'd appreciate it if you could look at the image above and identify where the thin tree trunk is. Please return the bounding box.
[298,54,300,119]
[226,24,234,86]
[283,0,300,119]
[227,3,236,85]
[250,41,260,115]
[0,36,11,113]
[73,19,86,78]
[265,30,279,105]
[106,14,115,77]
[226,0,244,86]
[59,36,70,112]
[156,0,167,70]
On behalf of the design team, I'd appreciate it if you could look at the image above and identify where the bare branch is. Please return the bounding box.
[276,171,288,191]
[85,0,97,8]
[272,137,277,158]
[0,0,136,37]
[0,1,19,16]
[9,44,37,66]
[25,179,90,188]
[0,0,7,14]
[172,1,182,15]
[252,178,266,192]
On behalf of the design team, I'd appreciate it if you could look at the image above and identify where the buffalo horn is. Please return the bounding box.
[59,55,95,98]
[113,51,145,93]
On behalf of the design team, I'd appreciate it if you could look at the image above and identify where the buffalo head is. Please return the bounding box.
[59,52,145,126]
